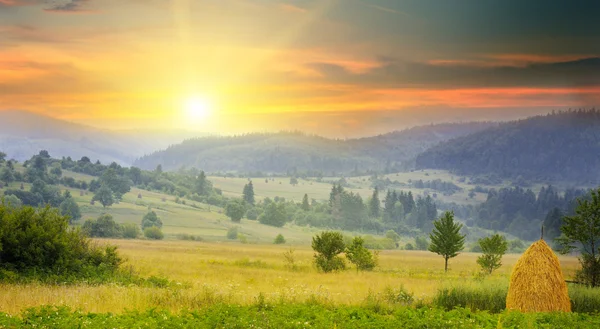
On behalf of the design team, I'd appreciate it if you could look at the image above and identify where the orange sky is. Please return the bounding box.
[1,0,599,136]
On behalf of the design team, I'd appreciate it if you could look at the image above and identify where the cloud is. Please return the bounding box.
[279,3,306,13]
[0,0,92,12]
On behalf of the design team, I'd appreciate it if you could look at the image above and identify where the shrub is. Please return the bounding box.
[227,227,239,240]
[312,231,346,272]
[274,234,286,244]
[176,233,203,241]
[415,236,429,250]
[345,237,378,271]
[141,210,163,229]
[121,223,140,239]
[0,203,122,281]
[225,199,245,223]
[82,214,121,238]
[405,243,414,250]
[245,207,259,220]
[143,226,164,240]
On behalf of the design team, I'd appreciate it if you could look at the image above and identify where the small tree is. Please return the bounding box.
[301,194,310,211]
[312,231,346,272]
[59,197,81,223]
[242,181,255,205]
[557,189,600,287]
[368,188,380,218]
[274,233,286,244]
[121,223,141,239]
[83,214,121,238]
[476,234,508,274]
[141,210,163,229]
[428,211,465,272]
[259,202,286,227]
[345,236,378,271]
[290,177,299,186]
[227,226,239,240]
[92,185,114,208]
[225,199,245,223]
[0,167,14,187]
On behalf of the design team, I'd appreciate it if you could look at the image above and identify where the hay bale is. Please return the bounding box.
[506,239,571,312]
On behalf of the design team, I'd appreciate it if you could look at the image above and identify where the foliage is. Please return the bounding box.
[59,197,81,223]
[416,110,600,184]
[428,211,465,272]
[227,227,239,240]
[242,181,255,205]
[312,231,346,272]
[143,226,164,240]
[0,202,122,281]
[92,185,114,208]
[245,207,259,220]
[415,236,429,250]
[225,199,246,223]
[368,188,380,218]
[121,223,141,239]
[301,193,310,211]
[476,234,507,274]
[345,237,378,271]
[141,210,163,229]
[273,234,286,244]
[82,214,122,238]
[385,230,400,242]
[259,202,286,227]
[282,248,297,271]
[558,188,600,287]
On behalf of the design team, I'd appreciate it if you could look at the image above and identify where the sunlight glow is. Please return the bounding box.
[185,97,212,121]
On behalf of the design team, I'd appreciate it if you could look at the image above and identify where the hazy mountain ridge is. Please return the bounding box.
[415,110,600,184]
[133,122,496,173]
[0,110,200,165]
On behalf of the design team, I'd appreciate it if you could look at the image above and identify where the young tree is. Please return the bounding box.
[225,199,245,223]
[92,185,114,209]
[274,233,286,244]
[0,167,14,187]
[242,181,255,205]
[259,202,287,227]
[312,231,346,272]
[345,236,378,271]
[59,197,82,223]
[428,211,465,272]
[290,177,299,186]
[301,193,310,211]
[369,188,381,218]
[141,210,163,229]
[476,234,508,274]
[557,189,600,287]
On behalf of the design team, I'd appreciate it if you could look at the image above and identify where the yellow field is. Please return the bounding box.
[0,239,580,315]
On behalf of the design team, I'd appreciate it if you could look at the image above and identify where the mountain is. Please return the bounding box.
[0,110,199,165]
[133,122,496,173]
[415,110,600,184]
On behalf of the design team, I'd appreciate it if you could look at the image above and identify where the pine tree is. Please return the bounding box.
[301,193,310,211]
[429,211,465,272]
[369,187,380,218]
[243,181,255,205]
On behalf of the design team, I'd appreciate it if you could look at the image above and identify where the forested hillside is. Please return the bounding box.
[415,110,600,184]
[134,122,495,174]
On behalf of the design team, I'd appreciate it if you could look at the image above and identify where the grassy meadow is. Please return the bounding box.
[0,238,581,315]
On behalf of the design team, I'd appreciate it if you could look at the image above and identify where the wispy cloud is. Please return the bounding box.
[279,3,306,14]
[0,0,93,12]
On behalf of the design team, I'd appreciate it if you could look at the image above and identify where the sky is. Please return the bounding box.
[1,0,599,137]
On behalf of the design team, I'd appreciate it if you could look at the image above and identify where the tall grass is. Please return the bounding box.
[433,281,600,313]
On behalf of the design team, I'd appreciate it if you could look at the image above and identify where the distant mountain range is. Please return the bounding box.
[415,110,600,184]
[133,122,496,173]
[0,110,201,165]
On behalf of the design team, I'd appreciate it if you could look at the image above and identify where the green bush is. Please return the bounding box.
[346,236,378,271]
[227,227,239,240]
[312,231,346,272]
[121,223,140,239]
[405,243,414,250]
[143,226,164,240]
[141,210,163,229]
[82,214,121,238]
[274,234,286,244]
[176,233,203,241]
[0,203,122,281]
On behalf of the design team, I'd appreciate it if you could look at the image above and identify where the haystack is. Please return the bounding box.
[506,239,571,312]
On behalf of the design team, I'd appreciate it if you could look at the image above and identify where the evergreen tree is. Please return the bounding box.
[301,193,310,211]
[243,181,255,205]
[369,188,380,218]
[429,211,465,272]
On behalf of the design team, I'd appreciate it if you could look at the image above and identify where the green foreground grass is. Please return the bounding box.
[2,303,600,329]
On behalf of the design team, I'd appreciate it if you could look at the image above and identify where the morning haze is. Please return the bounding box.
[1,0,600,327]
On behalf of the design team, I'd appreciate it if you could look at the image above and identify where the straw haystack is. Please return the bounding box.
[506,239,571,312]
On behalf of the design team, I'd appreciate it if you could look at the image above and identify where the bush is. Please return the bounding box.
[225,199,245,223]
[433,283,508,313]
[345,237,378,271]
[143,226,164,240]
[176,233,203,241]
[312,231,346,272]
[415,236,429,250]
[405,243,414,250]
[227,227,239,240]
[259,202,287,227]
[141,210,163,229]
[274,234,286,244]
[246,207,259,220]
[82,214,121,238]
[121,223,140,239]
[0,203,122,281]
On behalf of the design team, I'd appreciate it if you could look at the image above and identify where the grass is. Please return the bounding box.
[0,239,584,315]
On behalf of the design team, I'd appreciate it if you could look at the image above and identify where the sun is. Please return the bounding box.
[185,96,212,121]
